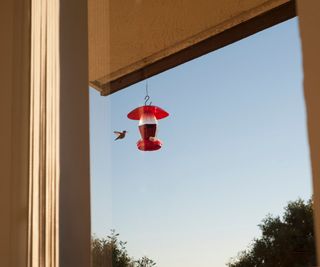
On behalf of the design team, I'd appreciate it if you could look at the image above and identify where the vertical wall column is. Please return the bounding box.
[1,0,61,266]
[29,0,91,265]
[28,0,60,266]
[0,0,30,266]
[59,0,91,266]
[297,0,320,264]
[0,0,91,266]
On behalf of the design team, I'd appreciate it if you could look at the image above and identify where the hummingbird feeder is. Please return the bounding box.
[127,83,169,151]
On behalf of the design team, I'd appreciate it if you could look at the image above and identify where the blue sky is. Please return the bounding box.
[90,18,312,266]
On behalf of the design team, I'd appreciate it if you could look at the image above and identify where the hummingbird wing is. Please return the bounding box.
[114,131,125,141]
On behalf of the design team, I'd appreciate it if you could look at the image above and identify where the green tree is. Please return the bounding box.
[227,199,316,267]
[92,229,156,267]
[135,256,156,267]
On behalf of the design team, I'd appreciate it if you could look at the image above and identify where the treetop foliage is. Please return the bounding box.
[227,198,316,267]
[92,229,156,267]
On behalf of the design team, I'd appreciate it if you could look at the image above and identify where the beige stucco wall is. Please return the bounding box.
[89,0,290,90]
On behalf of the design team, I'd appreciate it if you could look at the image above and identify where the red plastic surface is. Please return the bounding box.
[127,105,169,120]
[137,139,162,151]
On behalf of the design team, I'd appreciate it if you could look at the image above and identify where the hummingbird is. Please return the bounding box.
[114,130,127,141]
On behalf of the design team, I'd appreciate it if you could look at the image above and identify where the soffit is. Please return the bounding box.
[88,0,295,95]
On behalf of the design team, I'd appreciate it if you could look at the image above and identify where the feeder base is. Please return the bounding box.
[137,138,162,151]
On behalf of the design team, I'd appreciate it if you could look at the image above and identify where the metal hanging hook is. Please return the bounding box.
[144,80,152,106]
[144,95,150,106]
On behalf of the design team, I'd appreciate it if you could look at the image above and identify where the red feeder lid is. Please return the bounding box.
[127,105,169,120]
